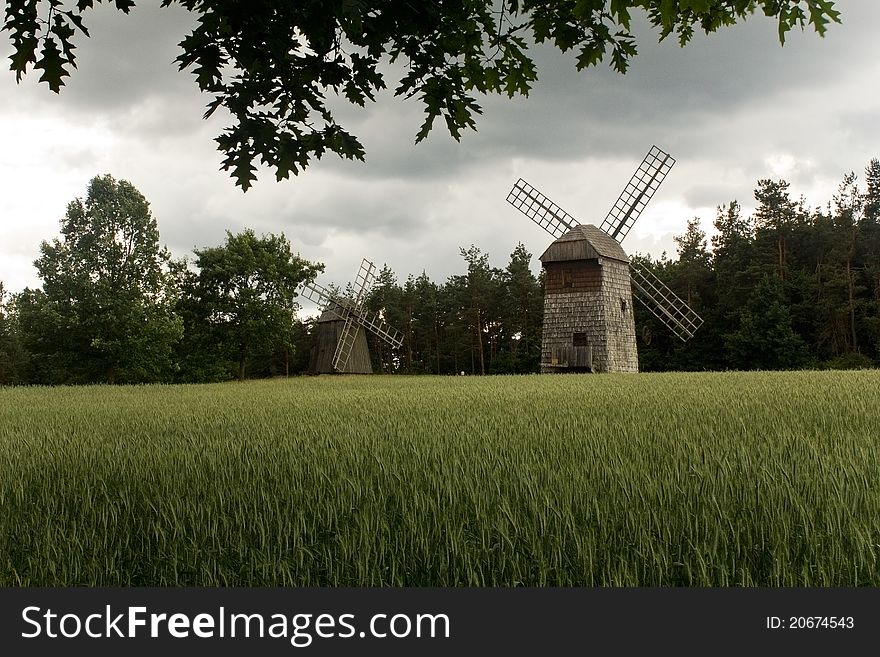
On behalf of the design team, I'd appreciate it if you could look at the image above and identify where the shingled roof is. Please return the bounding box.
[539,224,628,264]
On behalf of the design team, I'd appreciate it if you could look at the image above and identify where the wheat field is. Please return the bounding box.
[1,371,879,585]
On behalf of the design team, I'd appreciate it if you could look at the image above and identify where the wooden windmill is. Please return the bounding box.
[299,259,403,373]
[506,146,703,373]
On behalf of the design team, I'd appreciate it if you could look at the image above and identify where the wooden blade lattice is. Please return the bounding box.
[299,280,337,308]
[629,261,703,342]
[332,315,360,372]
[507,178,578,239]
[599,146,675,242]
[351,259,377,306]
[353,308,403,349]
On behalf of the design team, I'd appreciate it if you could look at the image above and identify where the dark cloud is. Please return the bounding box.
[2,2,879,295]
[683,184,743,210]
[51,4,194,111]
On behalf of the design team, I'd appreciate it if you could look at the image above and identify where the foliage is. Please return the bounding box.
[177,229,322,381]
[723,275,810,370]
[636,159,880,372]
[497,242,543,373]
[16,174,181,383]
[0,281,29,385]
[2,370,879,586]
[823,351,875,370]
[3,1,840,189]
[362,243,542,376]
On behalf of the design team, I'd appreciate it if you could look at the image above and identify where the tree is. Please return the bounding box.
[863,158,880,224]
[724,275,809,370]
[17,175,181,383]
[180,229,321,381]
[859,159,880,359]
[3,1,840,189]
[497,243,542,373]
[0,281,29,384]
[753,179,800,279]
[363,264,403,373]
[408,272,443,374]
[711,201,756,322]
[449,245,504,375]
[672,217,712,305]
[663,217,717,369]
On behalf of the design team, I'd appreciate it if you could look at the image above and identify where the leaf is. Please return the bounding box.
[610,0,632,30]
[680,0,711,14]
[658,0,679,31]
[415,112,437,145]
[807,0,842,36]
[202,96,224,120]
[218,141,258,192]
[63,10,90,37]
[34,37,69,92]
[8,34,39,80]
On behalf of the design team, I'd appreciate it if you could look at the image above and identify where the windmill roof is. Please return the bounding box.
[316,300,348,323]
[539,224,628,263]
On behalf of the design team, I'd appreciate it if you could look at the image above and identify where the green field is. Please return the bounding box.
[1,371,879,586]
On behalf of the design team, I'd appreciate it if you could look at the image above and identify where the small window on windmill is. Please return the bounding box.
[620,298,628,313]
[562,269,573,288]
[573,332,587,347]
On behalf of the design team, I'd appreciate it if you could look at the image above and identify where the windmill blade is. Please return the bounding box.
[629,261,703,342]
[299,280,337,308]
[301,280,362,317]
[600,146,675,242]
[332,314,359,372]
[351,259,377,306]
[507,178,579,239]
[353,308,404,349]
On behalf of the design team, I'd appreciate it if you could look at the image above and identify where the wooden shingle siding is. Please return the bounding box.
[544,261,602,294]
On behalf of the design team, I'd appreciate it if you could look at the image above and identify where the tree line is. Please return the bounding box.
[2,160,879,385]
[634,160,880,372]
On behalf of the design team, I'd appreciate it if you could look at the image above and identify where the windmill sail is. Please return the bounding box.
[599,146,675,242]
[351,259,377,306]
[353,308,403,348]
[299,279,339,308]
[507,178,578,238]
[629,261,703,341]
[330,259,375,371]
[332,315,360,372]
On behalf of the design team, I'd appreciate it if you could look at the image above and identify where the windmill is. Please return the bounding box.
[299,259,403,373]
[506,145,703,373]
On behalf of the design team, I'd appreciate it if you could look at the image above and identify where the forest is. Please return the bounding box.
[1,159,879,385]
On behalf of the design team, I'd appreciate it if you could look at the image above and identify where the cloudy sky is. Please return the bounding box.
[2,2,878,313]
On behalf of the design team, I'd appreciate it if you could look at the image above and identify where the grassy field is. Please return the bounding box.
[1,371,879,586]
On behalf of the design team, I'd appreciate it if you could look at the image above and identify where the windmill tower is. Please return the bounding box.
[506,146,703,373]
[299,259,403,374]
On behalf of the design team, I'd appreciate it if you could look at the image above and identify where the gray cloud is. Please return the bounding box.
[2,2,879,296]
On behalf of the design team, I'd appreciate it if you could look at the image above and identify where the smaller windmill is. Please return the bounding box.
[506,146,703,373]
[299,259,403,373]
